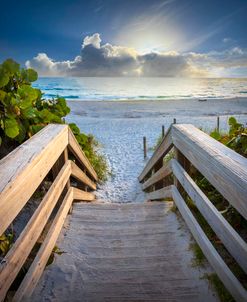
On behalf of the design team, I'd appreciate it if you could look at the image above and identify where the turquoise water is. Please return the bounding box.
[33,77,247,101]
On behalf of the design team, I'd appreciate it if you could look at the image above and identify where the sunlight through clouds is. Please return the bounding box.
[26,33,247,78]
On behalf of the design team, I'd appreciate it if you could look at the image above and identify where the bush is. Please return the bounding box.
[0,58,107,181]
[210,117,247,156]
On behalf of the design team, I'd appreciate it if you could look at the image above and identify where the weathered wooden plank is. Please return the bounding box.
[0,124,68,235]
[30,201,219,302]
[172,124,247,219]
[71,161,97,190]
[172,186,247,302]
[13,188,74,302]
[139,127,173,182]
[72,187,95,201]
[142,161,172,190]
[0,161,71,301]
[146,186,172,201]
[68,129,98,182]
[63,148,70,191]
[171,159,247,274]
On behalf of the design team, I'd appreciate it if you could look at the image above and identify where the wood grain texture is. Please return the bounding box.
[0,124,68,235]
[172,124,247,219]
[139,126,173,182]
[68,129,98,182]
[142,161,172,190]
[72,187,95,201]
[13,188,74,302]
[146,185,172,201]
[171,159,247,274]
[30,202,219,302]
[0,161,71,301]
[172,186,247,302]
[71,161,97,190]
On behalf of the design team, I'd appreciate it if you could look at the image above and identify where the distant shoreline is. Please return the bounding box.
[67,96,247,103]
[67,97,247,120]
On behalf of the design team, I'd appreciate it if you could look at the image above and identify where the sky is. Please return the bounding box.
[0,0,247,77]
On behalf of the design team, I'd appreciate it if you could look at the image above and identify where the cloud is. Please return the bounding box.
[82,33,101,49]
[26,53,74,77]
[26,33,247,77]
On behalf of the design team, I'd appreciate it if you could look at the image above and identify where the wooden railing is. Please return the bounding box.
[139,124,247,302]
[0,124,98,301]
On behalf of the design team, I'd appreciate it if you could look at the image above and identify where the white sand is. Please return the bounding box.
[67,97,247,202]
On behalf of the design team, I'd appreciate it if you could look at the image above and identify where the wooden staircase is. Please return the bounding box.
[30,201,218,302]
[0,123,247,302]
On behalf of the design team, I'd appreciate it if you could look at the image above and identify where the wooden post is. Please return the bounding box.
[217,116,220,132]
[154,158,164,191]
[173,118,176,124]
[63,148,70,191]
[162,125,165,138]
[143,136,147,159]
[52,151,68,181]
[63,148,73,214]
[174,148,191,195]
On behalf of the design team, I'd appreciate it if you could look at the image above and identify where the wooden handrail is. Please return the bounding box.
[0,124,98,301]
[171,159,247,274]
[138,125,173,182]
[142,161,172,190]
[172,124,247,219]
[139,124,247,302]
[172,186,247,302]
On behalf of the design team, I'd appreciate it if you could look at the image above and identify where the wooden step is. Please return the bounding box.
[30,202,219,302]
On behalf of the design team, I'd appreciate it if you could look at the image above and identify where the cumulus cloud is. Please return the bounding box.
[26,33,247,77]
[82,33,101,49]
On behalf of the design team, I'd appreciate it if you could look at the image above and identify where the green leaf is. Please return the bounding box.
[0,136,2,146]
[210,130,221,140]
[18,85,38,102]
[38,109,61,123]
[15,122,26,143]
[5,118,19,138]
[21,107,37,119]
[0,90,7,101]
[26,69,38,82]
[2,59,20,74]
[228,117,237,126]
[0,68,9,88]
[19,98,33,109]
[29,124,45,135]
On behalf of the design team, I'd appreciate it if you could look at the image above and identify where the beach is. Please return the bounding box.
[67,97,247,203]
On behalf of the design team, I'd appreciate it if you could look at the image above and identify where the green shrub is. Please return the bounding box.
[0,58,107,180]
[210,117,247,156]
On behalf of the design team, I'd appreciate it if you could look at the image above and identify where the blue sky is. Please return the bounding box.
[1,0,247,77]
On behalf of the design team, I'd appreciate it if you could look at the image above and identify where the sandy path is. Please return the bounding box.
[66,98,247,202]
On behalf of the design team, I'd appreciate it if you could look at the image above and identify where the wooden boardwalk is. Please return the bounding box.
[1,124,246,302]
[30,202,218,302]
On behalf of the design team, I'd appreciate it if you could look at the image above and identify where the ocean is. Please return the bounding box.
[33,77,247,101]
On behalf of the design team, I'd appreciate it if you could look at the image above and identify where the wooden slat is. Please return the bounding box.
[0,124,68,235]
[142,161,172,190]
[0,161,71,301]
[71,161,97,190]
[172,186,247,302]
[172,124,247,219]
[13,188,74,302]
[73,187,95,201]
[171,159,247,274]
[146,186,172,201]
[139,127,173,182]
[68,129,98,182]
